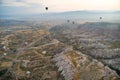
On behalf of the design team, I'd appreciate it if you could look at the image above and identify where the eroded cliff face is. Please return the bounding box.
[53,48,120,80]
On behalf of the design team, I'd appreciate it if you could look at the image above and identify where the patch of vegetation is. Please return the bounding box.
[0,57,12,62]
[110,41,120,48]
[0,68,8,77]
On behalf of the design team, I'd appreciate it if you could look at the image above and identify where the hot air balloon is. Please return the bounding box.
[72,21,75,24]
[45,7,48,10]
[67,20,70,23]
[99,17,102,19]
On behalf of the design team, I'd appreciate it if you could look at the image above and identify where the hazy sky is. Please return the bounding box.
[0,0,120,14]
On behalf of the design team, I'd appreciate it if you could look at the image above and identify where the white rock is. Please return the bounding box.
[3,46,6,49]
[42,51,47,54]
[3,53,7,56]
[25,42,28,45]
[26,71,31,74]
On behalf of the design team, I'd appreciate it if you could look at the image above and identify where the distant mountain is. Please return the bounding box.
[0,10,120,23]
[0,20,30,27]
